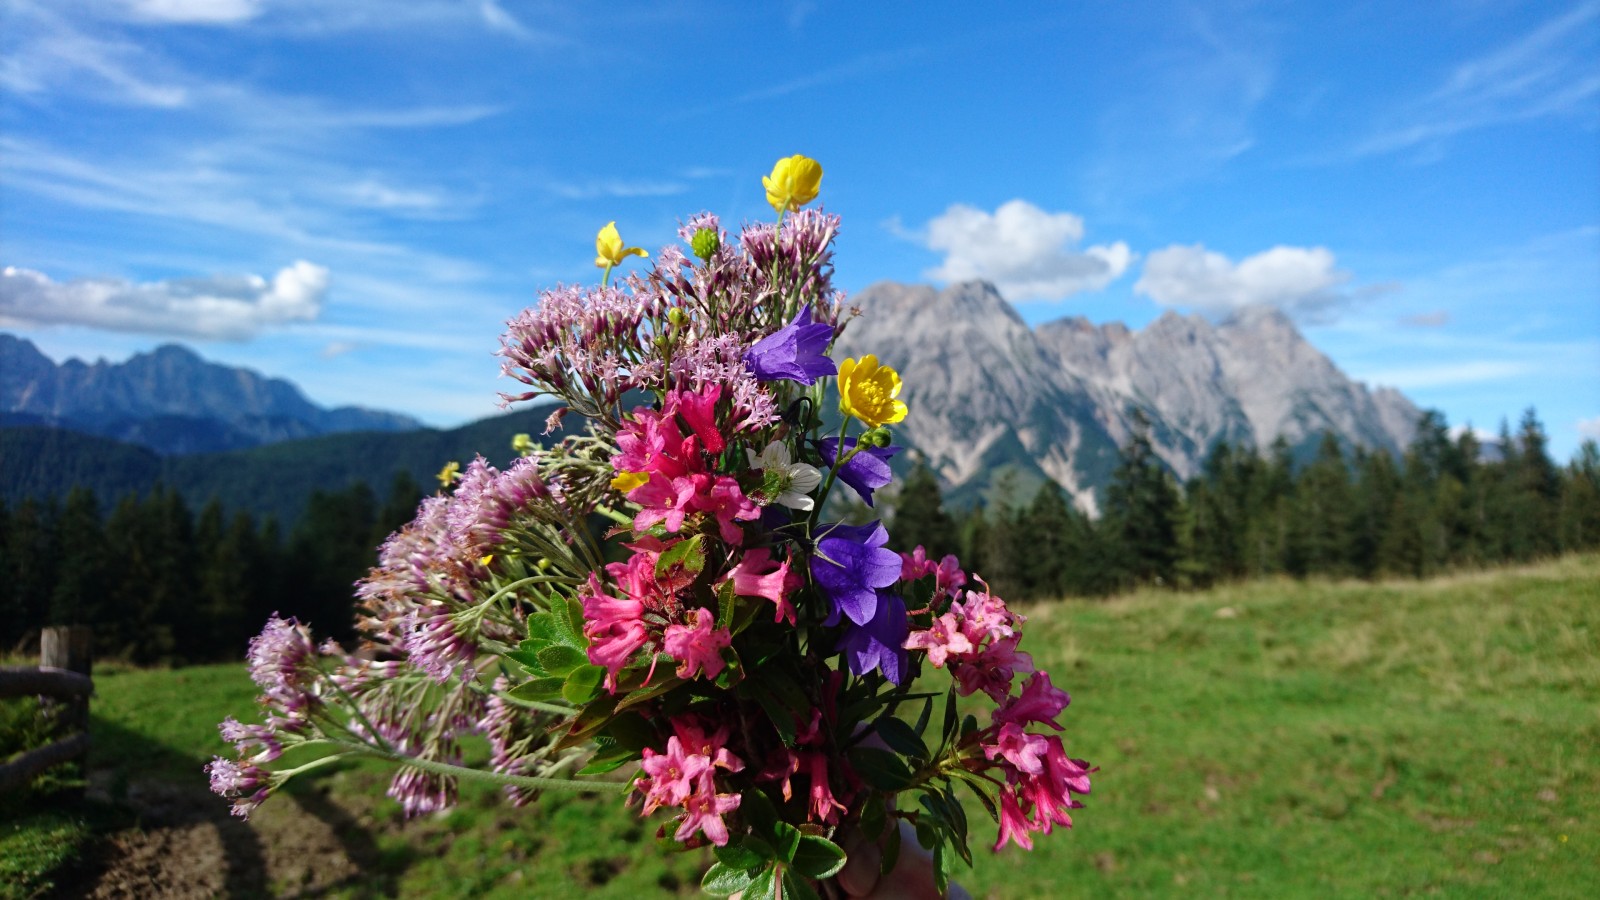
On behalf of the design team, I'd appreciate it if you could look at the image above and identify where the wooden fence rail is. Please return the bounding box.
[0,626,93,794]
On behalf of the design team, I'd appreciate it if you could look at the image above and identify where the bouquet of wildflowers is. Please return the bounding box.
[209,155,1093,897]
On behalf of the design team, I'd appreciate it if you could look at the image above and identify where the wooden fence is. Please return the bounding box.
[0,626,93,793]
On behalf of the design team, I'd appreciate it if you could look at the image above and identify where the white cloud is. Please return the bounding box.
[1135,243,1354,321]
[920,200,1133,302]
[1578,416,1600,442]
[123,0,262,24]
[0,262,328,340]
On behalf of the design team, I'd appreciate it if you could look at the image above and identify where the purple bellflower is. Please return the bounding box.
[838,590,909,685]
[809,521,902,627]
[817,437,900,507]
[743,304,837,385]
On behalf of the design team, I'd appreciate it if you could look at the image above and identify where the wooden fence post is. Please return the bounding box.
[41,626,93,736]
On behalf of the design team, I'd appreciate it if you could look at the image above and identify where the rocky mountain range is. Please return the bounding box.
[0,334,420,454]
[835,281,1422,513]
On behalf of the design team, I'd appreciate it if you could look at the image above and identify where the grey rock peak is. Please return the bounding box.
[837,281,1421,512]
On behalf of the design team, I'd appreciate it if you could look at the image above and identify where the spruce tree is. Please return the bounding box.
[1103,412,1179,587]
[889,459,959,560]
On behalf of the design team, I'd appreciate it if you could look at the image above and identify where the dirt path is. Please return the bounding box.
[54,774,376,899]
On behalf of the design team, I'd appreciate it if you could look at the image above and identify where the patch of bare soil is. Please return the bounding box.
[52,774,374,899]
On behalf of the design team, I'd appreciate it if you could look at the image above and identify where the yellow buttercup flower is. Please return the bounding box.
[611,470,649,494]
[511,432,535,455]
[594,221,648,269]
[838,355,907,427]
[763,154,823,214]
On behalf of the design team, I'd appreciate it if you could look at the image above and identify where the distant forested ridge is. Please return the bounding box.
[3,401,1595,667]
[1,404,562,526]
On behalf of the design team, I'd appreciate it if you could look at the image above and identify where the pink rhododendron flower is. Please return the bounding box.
[725,547,802,624]
[994,788,1035,851]
[674,774,742,846]
[666,384,725,455]
[581,574,649,690]
[984,722,1050,775]
[693,474,760,544]
[903,611,974,668]
[953,634,1035,703]
[994,671,1070,731]
[662,608,731,681]
[639,737,712,812]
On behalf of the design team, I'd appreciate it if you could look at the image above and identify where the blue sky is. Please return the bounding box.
[2,0,1596,459]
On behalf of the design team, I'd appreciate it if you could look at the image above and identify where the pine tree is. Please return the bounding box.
[1019,482,1073,599]
[1294,432,1353,577]
[49,487,109,626]
[1103,412,1179,587]
[889,459,960,559]
[1559,440,1600,552]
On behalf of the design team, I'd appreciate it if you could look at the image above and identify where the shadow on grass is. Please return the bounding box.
[42,715,411,898]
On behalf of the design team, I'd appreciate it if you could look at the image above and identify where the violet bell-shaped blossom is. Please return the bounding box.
[743,303,837,385]
[809,520,903,626]
[817,437,900,507]
[838,589,909,685]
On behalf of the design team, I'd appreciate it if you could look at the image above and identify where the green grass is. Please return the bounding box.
[7,555,1597,897]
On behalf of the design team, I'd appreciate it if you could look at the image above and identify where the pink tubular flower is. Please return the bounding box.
[954,585,1021,646]
[993,787,1035,851]
[899,546,939,582]
[934,554,967,597]
[666,384,725,455]
[724,546,802,625]
[903,611,974,668]
[692,475,760,545]
[804,751,847,824]
[674,773,742,846]
[984,722,1050,776]
[994,671,1070,731]
[953,635,1035,703]
[580,574,649,691]
[630,472,702,535]
[662,608,732,681]
[670,716,745,773]
[640,737,713,813]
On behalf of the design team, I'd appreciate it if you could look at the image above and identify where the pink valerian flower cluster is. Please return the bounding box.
[497,282,668,419]
[245,616,322,731]
[205,756,271,818]
[635,717,747,846]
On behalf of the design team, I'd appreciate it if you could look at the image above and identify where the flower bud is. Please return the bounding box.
[667,308,690,329]
[862,426,893,448]
[690,227,720,260]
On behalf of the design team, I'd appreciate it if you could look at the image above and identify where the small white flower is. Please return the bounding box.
[747,441,822,511]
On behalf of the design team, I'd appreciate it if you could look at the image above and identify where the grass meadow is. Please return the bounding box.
[5,554,1597,898]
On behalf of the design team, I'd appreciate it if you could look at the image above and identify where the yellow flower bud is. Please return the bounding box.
[762,154,823,214]
[511,433,535,455]
[595,221,649,269]
[436,460,461,488]
[838,355,908,427]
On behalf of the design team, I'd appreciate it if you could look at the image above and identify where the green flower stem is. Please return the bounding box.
[810,415,855,520]
[594,504,636,527]
[323,737,628,795]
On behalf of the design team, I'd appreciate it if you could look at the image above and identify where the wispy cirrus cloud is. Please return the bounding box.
[1347,1,1600,159]
[0,261,327,340]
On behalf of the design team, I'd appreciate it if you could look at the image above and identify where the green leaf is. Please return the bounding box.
[575,742,637,776]
[507,677,565,703]
[740,787,780,835]
[503,648,547,675]
[880,821,901,876]
[537,644,587,678]
[715,576,739,631]
[942,688,959,742]
[554,691,620,750]
[753,686,798,746]
[614,673,685,712]
[700,862,756,897]
[913,692,935,738]
[790,835,847,880]
[873,716,929,761]
[782,868,823,900]
[744,865,778,900]
[859,791,886,841]
[950,770,999,823]
[561,665,603,704]
[655,533,705,579]
[933,842,950,896]
[773,822,802,863]
[601,711,656,752]
[847,747,914,792]
[713,842,765,872]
